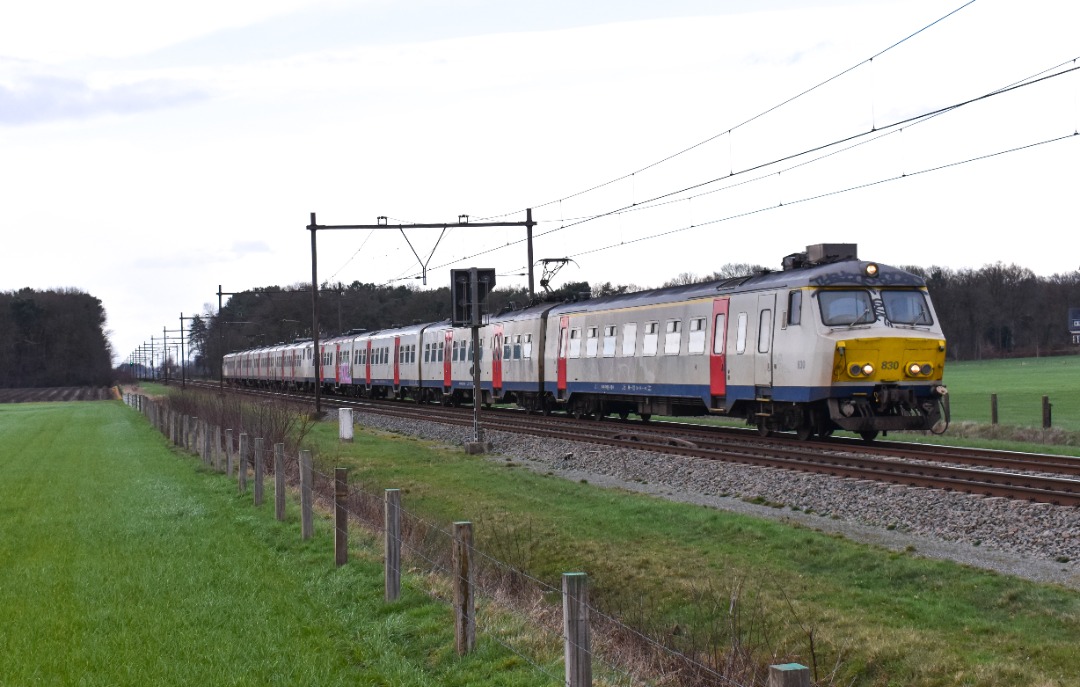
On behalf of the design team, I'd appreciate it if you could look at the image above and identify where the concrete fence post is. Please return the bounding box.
[768,663,811,687]
[339,408,353,443]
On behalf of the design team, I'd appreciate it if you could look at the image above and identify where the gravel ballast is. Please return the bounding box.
[348,411,1080,589]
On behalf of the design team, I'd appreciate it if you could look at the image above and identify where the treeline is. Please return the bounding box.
[187,262,1080,378]
[0,288,115,388]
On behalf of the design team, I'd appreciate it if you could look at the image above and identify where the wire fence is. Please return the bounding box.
[124,392,810,687]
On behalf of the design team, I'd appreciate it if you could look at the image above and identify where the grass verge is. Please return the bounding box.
[0,401,556,687]
[307,419,1080,687]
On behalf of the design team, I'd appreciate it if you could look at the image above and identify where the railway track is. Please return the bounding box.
[185,381,1080,507]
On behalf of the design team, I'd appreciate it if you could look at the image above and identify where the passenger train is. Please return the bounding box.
[223,244,949,441]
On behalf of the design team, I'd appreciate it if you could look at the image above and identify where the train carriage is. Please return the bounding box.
[222,244,948,441]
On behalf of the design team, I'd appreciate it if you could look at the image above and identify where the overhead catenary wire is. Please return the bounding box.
[561,132,1078,263]
[388,59,1078,285]
[475,0,980,223]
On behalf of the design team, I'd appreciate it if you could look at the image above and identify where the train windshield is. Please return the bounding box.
[881,290,934,325]
[818,290,875,326]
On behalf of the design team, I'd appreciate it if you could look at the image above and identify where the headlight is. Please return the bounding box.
[865,263,879,277]
[906,362,934,377]
[849,363,875,377]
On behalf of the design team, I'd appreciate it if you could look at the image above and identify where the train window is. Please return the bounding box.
[513,335,522,359]
[787,290,802,326]
[736,313,748,354]
[664,320,681,355]
[819,290,875,326]
[882,290,933,325]
[688,317,706,354]
[643,321,659,356]
[603,325,616,358]
[622,322,637,356]
[523,333,533,359]
[438,343,444,362]
[586,327,598,358]
[424,343,430,363]
[569,328,582,359]
[757,309,773,353]
[504,338,511,360]
[713,314,727,354]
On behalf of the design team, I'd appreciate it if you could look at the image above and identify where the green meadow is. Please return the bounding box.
[4,383,1080,687]
[0,401,554,687]
[944,355,1080,432]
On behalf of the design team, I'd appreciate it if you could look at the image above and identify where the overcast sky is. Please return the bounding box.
[2,0,1077,365]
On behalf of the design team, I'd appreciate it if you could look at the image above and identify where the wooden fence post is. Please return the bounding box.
[335,468,348,566]
[202,420,211,466]
[769,663,811,687]
[225,429,234,477]
[563,572,592,687]
[1043,396,1052,429]
[453,521,475,655]
[991,394,998,425]
[253,438,265,506]
[385,489,401,602]
[300,450,313,540]
[274,443,286,521]
[213,426,222,472]
[238,433,249,493]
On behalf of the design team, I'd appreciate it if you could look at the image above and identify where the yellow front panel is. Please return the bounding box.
[832,337,946,383]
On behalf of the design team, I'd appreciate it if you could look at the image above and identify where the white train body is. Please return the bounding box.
[223,245,948,439]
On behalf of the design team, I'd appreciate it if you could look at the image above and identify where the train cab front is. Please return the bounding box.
[828,336,949,438]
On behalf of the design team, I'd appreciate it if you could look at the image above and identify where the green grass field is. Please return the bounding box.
[944,355,1080,432]
[39,376,1078,686]
[307,420,1080,687]
[0,401,555,687]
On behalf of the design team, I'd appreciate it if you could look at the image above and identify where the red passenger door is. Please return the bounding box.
[710,298,729,398]
[365,341,372,387]
[492,325,503,393]
[443,330,452,389]
[393,337,401,387]
[557,316,569,397]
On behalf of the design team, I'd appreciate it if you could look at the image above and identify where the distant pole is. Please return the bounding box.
[309,212,322,415]
[179,313,186,389]
[526,207,535,300]
[470,270,482,444]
